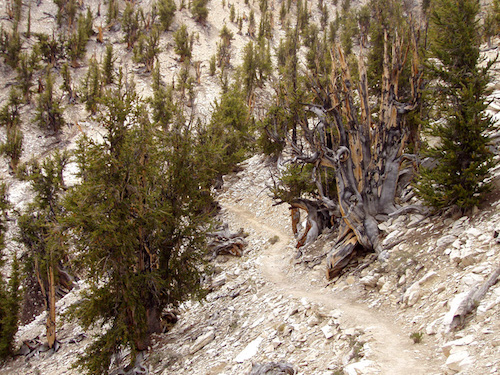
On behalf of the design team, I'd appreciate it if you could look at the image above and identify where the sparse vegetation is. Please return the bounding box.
[269,235,280,244]
[173,24,192,62]
[410,331,424,344]
[35,69,65,133]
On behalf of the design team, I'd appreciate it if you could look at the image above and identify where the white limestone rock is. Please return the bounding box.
[445,350,473,373]
[235,336,264,363]
[360,274,379,288]
[344,360,379,375]
[442,292,469,332]
[321,325,335,340]
[442,335,474,357]
[436,235,458,250]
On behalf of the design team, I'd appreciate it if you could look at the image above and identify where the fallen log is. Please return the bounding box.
[443,264,500,332]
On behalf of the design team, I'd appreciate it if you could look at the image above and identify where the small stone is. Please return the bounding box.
[346,276,356,285]
[378,222,389,231]
[418,270,438,285]
[442,335,474,357]
[426,317,442,335]
[235,336,264,363]
[307,314,320,327]
[403,283,421,307]
[382,231,401,246]
[321,325,335,339]
[459,248,481,267]
[397,274,406,286]
[190,330,215,354]
[465,227,482,238]
[449,249,461,265]
[437,235,458,250]
[360,275,379,288]
[344,360,378,375]
[445,350,473,372]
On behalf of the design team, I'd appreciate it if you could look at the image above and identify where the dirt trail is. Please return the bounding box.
[223,203,440,375]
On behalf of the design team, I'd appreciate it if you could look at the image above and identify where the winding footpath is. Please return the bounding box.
[223,203,441,375]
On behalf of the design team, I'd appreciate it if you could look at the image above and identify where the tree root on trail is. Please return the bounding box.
[208,223,248,259]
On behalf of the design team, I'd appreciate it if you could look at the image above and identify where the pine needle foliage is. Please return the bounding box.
[133,25,161,72]
[102,44,115,85]
[415,0,496,211]
[79,56,102,115]
[0,89,23,171]
[156,0,176,31]
[16,48,40,104]
[0,24,22,69]
[17,151,70,349]
[35,68,65,134]
[173,24,192,62]
[199,85,252,181]
[0,183,20,361]
[64,77,211,374]
[149,61,176,130]
[191,0,209,23]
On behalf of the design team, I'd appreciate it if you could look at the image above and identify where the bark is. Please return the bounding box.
[445,264,500,331]
[286,27,422,278]
[291,199,333,248]
[290,207,301,237]
[46,265,56,349]
[208,224,248,258]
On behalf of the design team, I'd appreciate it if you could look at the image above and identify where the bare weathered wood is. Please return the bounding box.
[47,265,56,349]
[445,264,500,331]
[326,230,358,279]
[291,199,333,248]
[284,24,422,279]
[208,224,248,258]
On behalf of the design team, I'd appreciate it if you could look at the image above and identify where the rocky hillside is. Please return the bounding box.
[3,142,500,374]
[1,0,500,374]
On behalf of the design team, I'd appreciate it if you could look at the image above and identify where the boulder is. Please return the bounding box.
[445,350,473,373]
[436,235,458,250]
[443,292,469,332]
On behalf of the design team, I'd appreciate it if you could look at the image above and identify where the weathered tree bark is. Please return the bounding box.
[444,264,500,332]
[46,265,56,349]
[287,28,422,279]
[291,199,334,248]
[208,224,248,258]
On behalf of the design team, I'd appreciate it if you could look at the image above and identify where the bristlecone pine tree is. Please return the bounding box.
[18,151,71,350]
[268,21,423,278]
[415,0,496,211]
[35,69,65,133]
[64,78,212,374]
[0,183,21,360]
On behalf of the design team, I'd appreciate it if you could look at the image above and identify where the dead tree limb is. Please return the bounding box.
[208,224,248,259]
[444,264,500,332]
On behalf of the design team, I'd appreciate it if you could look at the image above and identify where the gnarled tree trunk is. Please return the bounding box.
[289,29,422,279]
